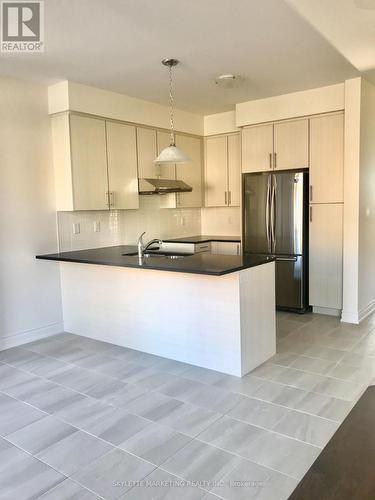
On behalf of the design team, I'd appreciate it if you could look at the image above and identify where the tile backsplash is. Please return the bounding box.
[201,206,241,236]
[57,197,202,252]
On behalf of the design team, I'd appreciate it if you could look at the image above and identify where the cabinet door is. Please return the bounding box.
[274,119,309,170]
[137,127,157,196]
[205,136,228,207]
[156,131,176,180]
[309,204,343,310]
[176,134,203,208]
[211,242,241,255]
[310,113,344,204]
[70,114,109,210]
[242,124,273,173]
[136,127,157,178]
[228,133,241,206]
[158,131,178,208]
[106,122,139,210]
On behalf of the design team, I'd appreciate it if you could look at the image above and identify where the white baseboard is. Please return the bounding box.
[0,322,64,351]
[341,311,359,324]
[312,306,341,317]
[359,298,375,323]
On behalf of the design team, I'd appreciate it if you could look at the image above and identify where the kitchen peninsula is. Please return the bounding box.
[37,246,276,376]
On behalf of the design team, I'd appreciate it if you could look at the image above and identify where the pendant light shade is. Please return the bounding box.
[154,58,191,164]
[155,144,191,164]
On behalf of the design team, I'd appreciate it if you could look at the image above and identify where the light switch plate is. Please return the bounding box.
[72,223,80,235]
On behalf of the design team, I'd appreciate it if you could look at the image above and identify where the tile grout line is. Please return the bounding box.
[0,381,319,487]
[0,357,349,428]
[0,347,360,431]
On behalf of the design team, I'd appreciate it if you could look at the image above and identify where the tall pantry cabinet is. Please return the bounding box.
[309,112,344,314]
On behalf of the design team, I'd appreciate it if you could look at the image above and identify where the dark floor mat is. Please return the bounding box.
[289,386,375,500]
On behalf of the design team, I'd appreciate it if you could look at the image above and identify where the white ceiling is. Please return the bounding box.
[286,0,375,81]
[0,0,359,114]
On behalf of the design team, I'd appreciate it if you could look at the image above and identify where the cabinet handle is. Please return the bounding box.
[269,153,272,169]
[109,191,114,208]
[225,191,228,205]
[274,152,277,169]
[309,186,313,202]
[309,206,313,222]
[228,191,231,205]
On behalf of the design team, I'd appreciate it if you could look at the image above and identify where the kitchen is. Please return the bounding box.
[1,1,375,499]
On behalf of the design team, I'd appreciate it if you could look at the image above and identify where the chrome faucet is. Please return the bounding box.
[137,232,163,259]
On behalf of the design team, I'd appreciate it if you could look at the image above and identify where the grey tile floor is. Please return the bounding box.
[0,311,374,499]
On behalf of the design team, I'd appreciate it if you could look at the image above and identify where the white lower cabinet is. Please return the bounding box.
[211,241,241,256]
[309,204,343,311]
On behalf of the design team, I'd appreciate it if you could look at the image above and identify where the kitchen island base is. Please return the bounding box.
[60,261,276,377]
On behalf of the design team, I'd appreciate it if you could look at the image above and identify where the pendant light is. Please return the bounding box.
[154,59,191,164]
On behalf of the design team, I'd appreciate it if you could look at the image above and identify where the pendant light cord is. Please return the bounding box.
[169,64,175,146]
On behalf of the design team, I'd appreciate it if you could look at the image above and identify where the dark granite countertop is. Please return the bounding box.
[163,235,241,244]
[36,245,274,276]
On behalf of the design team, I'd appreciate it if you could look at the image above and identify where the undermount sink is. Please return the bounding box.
[122,251,187,259]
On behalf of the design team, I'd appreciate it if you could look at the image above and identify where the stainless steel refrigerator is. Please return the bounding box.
[243,170,309,311]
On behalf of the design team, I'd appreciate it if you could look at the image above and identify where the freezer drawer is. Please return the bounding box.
[275,255,304,310]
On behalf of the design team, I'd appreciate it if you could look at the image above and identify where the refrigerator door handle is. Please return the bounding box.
[266,175,271,252]
[275,256,298,262]
[270,175,276,253]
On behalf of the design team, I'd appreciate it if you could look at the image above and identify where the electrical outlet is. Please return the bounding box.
[180,216,186,226]
[94,221,100,232]
[72,223,80,235]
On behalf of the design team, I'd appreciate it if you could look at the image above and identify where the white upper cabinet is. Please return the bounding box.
[242,124,273,173]
[156,131,176,180]
[242,119,309,173]
[50,113,200,211]
[106,122,139,210]
[175,134,203,208]
[273,118,309,170]
[227,133,241,206]
[205,135,228,207]
[159,133,203,209]
[309,113,344,204]
[204,133,240,207]
[309,203,343,310]
[136,127,157,179]
[51,113,139,211]
[69,114,109,210]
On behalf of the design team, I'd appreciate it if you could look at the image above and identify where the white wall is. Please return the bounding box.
[57,197,201,251]
[0,78,63,349]
[358,79,375,319]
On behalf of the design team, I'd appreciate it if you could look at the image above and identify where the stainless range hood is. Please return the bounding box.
[139,178,192,195]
